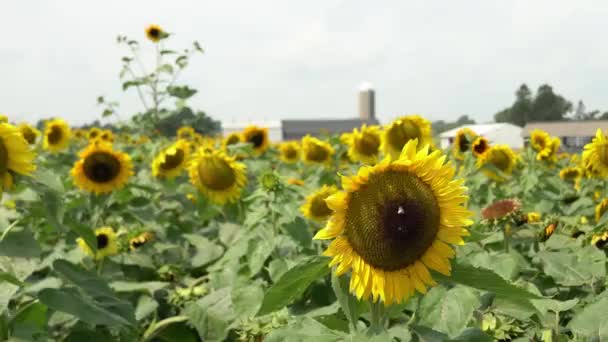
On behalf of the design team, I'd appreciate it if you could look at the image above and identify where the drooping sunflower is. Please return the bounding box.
[76,227,119,260]
[177,126,196,140]
[343,125,382,164]
[242,125,269,154]
[0,123,36,193]
[99,129,114,144]
[152,140,190,179]
[129,232,155,251]
[591,231,608,249]
[223,132,242,148]
[18,123,40,145]
[536,137,560,163]
[145,24,165,43]
[595,198,608,223]
[71,142,133,194]
[381,115,432,159]
[279,141,300,163]
[88,127,101,140]
[453,128,477,160]
[43,119,71,153]
[314,139,472,305]
[539,223,557,242]
[471,137,490,157]
[188,148,247,205]
[582,129,608,178]
[477,145,517,181]
[530,129,551,152]
[301,135,334,165]
[301,185,339,222]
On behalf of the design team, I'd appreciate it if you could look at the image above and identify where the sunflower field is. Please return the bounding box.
[1,28,608,342]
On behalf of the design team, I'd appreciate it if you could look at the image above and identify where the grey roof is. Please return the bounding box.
[523,120,608,137]
[281,118,380,139]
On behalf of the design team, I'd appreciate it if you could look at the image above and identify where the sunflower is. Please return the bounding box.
[591,232,608,249]
[0,123,36,193]
[301,135,334,165]
[242,125,269,154]
[0,114,7,123]
[526,212,541,223]
[343,125,382,164]
[540,223,556,242]
[381,115,432,159]
[314,140,472,305]
[71,142,133,194]
[477,145,517,181]
[595,198,608,223]
[582,129,608,178]
[99,129,114,144]
[88,127,101,140]
[188,148,247,205]
[536,137,560,163]
[287,178,305,186]
[129,232,155,251]
[177,126,196,140]
[301,185,339,222]
[453,128,477,160]
[530,129,551,152]
[76,227,119,260]
[481,198,521,221]
[72,129,86,140]
[223,132,242,148]
[279,141,300,163]
[43,119,71,153]
[471,137,490,157]
[18,123,40,145]
[152,140,190,179]
[145,24,164,43]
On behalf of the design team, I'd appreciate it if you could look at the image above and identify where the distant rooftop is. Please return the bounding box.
[439,123,520,138]
[523,120,608,137]
[282,118,379,140]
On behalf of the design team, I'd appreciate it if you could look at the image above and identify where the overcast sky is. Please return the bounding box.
[2,0,607,126]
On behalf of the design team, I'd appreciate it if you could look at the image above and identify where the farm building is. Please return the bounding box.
[439,123,524,150]
[523,120,608,152]
[222,120,283,142]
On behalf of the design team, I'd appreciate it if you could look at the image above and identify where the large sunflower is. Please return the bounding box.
[314,140,472,305]
[302,135,334,165]
[453,128,477,160]
[381,115,432,159]
[301,185,338,222]
[76,227,119,260]
[477,145,517,181]
[188,148,247,204]
[582,129,608,178]
[18,123,40,145]
[530,129,551,152]
[242,126,269,154]
[145,24,164,43]
[536,137,560,163]
[343,125,382,164]
[0,123,36,193]
[279,141,300,163]
[152,140,190,179]
[43,119,71,153]
[471,137,490,157]
[71,142,133,194]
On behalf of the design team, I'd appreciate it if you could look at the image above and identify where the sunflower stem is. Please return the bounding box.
[368,300,386,335]
[503,225,510,253]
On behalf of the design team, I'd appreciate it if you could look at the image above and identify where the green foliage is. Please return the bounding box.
[494,83,572,126]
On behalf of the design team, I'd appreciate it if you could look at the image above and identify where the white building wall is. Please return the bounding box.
[487,125,524,149]
[222,121,283,142]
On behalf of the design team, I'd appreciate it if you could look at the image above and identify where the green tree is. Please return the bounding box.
[494,83,571,126]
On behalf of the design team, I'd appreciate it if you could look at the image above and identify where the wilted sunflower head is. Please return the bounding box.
[481,198,521,221]
[76,227,119,260]
[559,167,582,184]
[188,148,247,205]
[0,123,36,193]
[477,145,517,181]
[381,115,432,159]
[129,232,155,251]
[539,223,557,242]
[278,141,300,164]
[145,24,165,42]
[242,126,269,154]
[152,140,190,179]
[582,129,608,178]
[471,137,490,157]
[301,135,334,165]
[591,232,608,249]
[177,126,196,140]
[43,119,71,153]
[530,129,551,152]
[453,128,477,160]
[71,142,133,194]
[301,185,339,222]
[17,123,40,145]
[595,198,608,223]
[344,125,382,164]
[314,139,472,305]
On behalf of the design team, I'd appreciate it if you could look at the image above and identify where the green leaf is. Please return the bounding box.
[110,281,170,293]
[167,85,197,99]
[284,217,312,248]
[265,317,345,342]
[52,259,113,297]
[417,286,480,337]
[231,284,264,318]
[568,296,608,339]
[183,234,223,268]
[267,259,288,283]
[135,295,158,321]
[0,229,41,258]
[449,328,493,342]
[331,273,362,331]
[537,247,606,286]
[67,222,97,255]
[257,256,331,316]
[0,271,24,286]
[248,238,275,276]
[9,302,48,338]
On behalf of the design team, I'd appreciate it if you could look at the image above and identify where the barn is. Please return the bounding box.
[439,123,524,150]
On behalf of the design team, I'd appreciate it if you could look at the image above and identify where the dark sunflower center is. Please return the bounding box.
[198,156,236,191]
[149,28,160,38]
[47,125,63,144]
[307,143,330,162]
[160,149,184,170]
[310,195,332,218]
[83,152,121,183]
[22,128,36,145]
[563,169,579,180]
[248,132,265,148]
[598,143,608,167]
[97,234,109,249]
[597,238,607,249]
[473,140,488,154]
[226,135,240,145]
[387,121,420,151]
[284,147,298,159]
[356,133,380,156]
[344,170,440,271]
[0,138,8,174]
[534,137,546,150]
[131,238,146,249]
[458,135,470,152]
[489,150,510,171]
[89,131,99,139]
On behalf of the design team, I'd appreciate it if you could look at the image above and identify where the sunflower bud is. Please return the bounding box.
[539,223,557,242]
